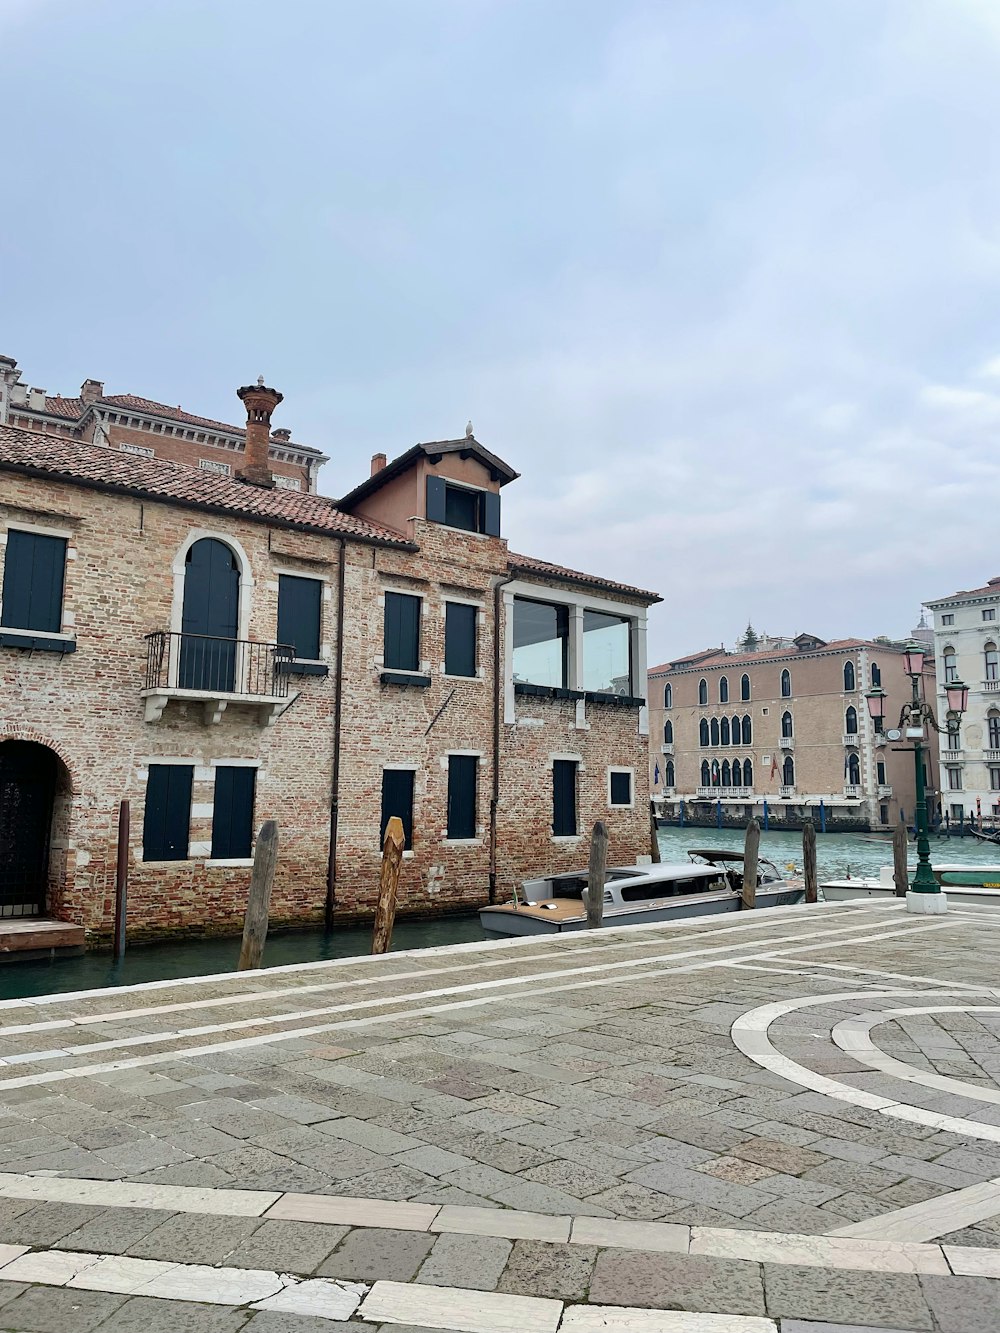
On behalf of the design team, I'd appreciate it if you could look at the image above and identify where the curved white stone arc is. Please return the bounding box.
[832,1005,1000,1106]
[730,988,1000,1144]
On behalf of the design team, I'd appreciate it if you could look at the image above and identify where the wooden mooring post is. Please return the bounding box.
[893,816,909,897]
[372,816,405,954]
[649,800,661,863]
[237,820,279,971]
[742,818,760,909]
[587,820,609,929]
[113,799,130,963]
[802,818,818,904]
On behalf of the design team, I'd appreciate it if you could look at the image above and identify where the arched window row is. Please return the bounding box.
[702,759,754,788]
[698,715,753,746]
[780,668,791,698]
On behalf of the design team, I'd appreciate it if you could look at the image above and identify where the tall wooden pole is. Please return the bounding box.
[238,820,278,971]
[649,800,661,863]
[113,799,130,962]
[372,816,405,954]
[802,818,817,904]
[742,818,759,909]
[893,815,909,897]
[587,820,609,929]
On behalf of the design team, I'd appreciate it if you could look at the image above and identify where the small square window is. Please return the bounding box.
[984,609,997,622]
[609,770,633,807]
[941,613,954,626]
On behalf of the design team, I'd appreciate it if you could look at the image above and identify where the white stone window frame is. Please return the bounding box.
[377,584,431,676]
[381,761,419,859]
[439,749,484,844]
[502,579,648,736]
[440,594,487,681]
[204,758,263,866]
[0,519,77,642]
[168,530,254,687]
[608,765,635,809]
[548,751,584,843]
[269,563,334,665]
[137,755,263,867]
[136,755,198,864]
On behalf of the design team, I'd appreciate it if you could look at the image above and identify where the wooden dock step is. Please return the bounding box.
[0,918,86,961]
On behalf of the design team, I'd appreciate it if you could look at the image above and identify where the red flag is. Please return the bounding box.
[770,754,778,779]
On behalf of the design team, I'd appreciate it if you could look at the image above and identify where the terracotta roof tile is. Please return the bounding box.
[0,426,409,546]
[507,552,660,603]
[928,579,1000,602]
[42,396,84,418]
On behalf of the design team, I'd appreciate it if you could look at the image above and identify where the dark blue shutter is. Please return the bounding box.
[552,760,577,836]
[447,755,477,839]
[143,764,193,861]
[381,769,415,850]
[483,491,501,537]
[426,475,447,524]
[1,530,66,633]
[610,771,632,806]
[445,603,477,677]
[211,766,256,859]
[384,592,420,670]
[277,575,321,659]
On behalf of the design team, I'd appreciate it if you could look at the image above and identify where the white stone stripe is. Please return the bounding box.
[0,1173,279,1216]
[831,1178,1000,1242]
[1,916,893,1063]
[358,1278,562,1333]
[690,1225,949,1273]
[831,1005,1000,1105]
[0,899,852,1011]
[0,906,862,1035]
[561,1311,775,1333]
[0,918,941,1091]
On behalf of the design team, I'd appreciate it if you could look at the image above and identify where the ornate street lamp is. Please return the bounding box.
[866,642,968,914]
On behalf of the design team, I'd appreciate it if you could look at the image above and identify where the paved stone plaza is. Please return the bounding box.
[0,900,999,1331]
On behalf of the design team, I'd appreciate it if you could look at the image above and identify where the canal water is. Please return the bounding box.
[3,828,997,1001]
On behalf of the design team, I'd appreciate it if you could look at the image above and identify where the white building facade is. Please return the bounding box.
[926,577,1000,827]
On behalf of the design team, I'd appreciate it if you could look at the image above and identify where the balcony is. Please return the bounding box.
[661,741,674,755]
[142,631,295,725]
[984,680,1000,693]
[842,732,861,746]
[778,785,795,798]
[696,787,752,800]
[944,747,964,759]
[874,732,887,747]
[843,784,861,799]
[779,735,794,750]
[986,750,1000,762]
[877,784,893,798]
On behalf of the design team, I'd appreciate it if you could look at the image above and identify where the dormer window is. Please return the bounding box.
[426,476,500,536]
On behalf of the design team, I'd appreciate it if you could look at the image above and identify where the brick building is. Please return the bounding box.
[0,373,658,942]
[648,628,937,832]
[0,354,325,494]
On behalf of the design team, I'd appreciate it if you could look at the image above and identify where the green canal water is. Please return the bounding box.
[3,827,996,1001]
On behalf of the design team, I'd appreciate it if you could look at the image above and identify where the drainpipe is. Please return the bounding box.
[325,536,347,930]
[490,573,516,904]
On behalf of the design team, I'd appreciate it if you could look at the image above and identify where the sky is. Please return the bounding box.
[2,0,1000,666]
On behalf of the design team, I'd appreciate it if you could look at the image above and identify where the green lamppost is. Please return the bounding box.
[865,642,969,915]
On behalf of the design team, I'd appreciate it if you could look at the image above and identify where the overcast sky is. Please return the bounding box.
[3,0,999,665]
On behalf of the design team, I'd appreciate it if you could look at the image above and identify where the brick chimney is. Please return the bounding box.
[236,377,283,487]
[370,452,387,476]
[80,378,104,406]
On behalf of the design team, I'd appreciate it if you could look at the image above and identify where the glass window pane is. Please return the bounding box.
[513,599,568,688]
[445,485,480,532]
[583,610,630,693]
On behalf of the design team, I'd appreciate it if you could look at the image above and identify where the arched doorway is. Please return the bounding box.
[0,741,61,917]
[179,538,240,691]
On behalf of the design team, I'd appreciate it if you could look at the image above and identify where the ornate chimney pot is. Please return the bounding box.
[237,379,283,487]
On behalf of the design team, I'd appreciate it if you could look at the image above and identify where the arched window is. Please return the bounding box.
[848,752,861,785]
[699,718,709,747]
[845,705,858,735]
[743,758,753,787]
[732,714,741,745]
[741,714,752,744]
[701,760,710,786]
[721,760,731,787]
[663,720,673,744]
[719,676,729,703]
[990,713,1000,749]
[943,646,957,683]
[844,660,856,692]
[180,537,241,691]
[871,662,881,687]
[698,678,708,705]
[783,755,795,786]
[665,759,675,787]
[710,717,720,747]
[663,683,672,708]
[781,709,793,738]
[711,759,721,786]
[720,716,730,745]
[780,668,791,698]
[740,673,751,701]
[986,643,999,683]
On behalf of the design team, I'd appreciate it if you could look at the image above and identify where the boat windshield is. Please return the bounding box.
[549,870,643,899]
[620,876,725,902]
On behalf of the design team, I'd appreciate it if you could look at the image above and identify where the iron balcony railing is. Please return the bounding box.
[144,631,293,698]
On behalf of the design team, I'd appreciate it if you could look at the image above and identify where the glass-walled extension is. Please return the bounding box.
[583,609,631,693]
[512,598,569,688]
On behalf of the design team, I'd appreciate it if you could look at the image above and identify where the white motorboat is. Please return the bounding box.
[479,848,805,938]
[823,863,1000,909]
